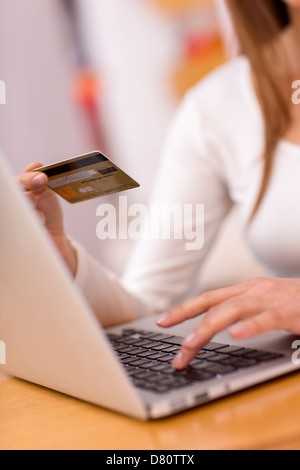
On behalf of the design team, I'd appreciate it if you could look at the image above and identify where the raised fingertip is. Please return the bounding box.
[156,312,172,327]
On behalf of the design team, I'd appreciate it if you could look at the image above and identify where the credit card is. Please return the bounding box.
[34,151,140,204]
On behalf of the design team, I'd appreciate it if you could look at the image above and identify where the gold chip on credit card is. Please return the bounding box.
[34,151,140,204]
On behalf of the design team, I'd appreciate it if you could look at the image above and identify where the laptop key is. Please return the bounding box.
[138,331,161,339]
[117,353,131,360]
[216,345,244,355]
[203,364,236,375]
[129,358,151,367]
[162,336,184,346]
[150,363,170,372]
[244,351,283,362]
[257,353,283,362]
[151,363,176,374]
[206,353,231,362]
[121,356,143,364]
[195,351,217,360]
[230,348,259,357]
[202,342,230,351]
[139,360,161,369]
[116,345,147,354]
[119,329,137,337]
[156,354,176,363]
[189,360,212,370]
[161,345,180,353]
[106,333,120,341]
[136,350,160,358]
[130,339,158,348]
[114,345,135,353]
[175,369,214,381]
[113,336,139,344]
[133,370,157,379]
[120,337,144,345]
[221,356,257,368]
[147,334,175,341]
[127,368,145,377]
[147,341,166,349]
[150,342,173,351]
[146,352,170,361]
[124,347,148,355]
[242,350,269,360]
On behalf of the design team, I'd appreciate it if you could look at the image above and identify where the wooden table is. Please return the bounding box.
[1,370,300,450]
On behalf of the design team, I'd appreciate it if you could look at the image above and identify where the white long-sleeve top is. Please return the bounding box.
[73,56,300,327]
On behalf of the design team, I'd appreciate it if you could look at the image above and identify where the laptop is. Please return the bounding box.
[0,150,299,420]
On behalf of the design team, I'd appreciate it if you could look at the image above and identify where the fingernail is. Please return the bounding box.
[172,351,184,369]
[156,313,170,326]
[33,173,47,187]
[183,332,198,348]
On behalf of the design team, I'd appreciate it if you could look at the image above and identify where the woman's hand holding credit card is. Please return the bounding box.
[34,151,140,204]
[17,151,140,276]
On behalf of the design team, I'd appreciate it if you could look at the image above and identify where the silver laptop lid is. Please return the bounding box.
[0,151,147,420]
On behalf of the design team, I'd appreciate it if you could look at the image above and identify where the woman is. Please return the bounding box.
[19,0,300,370]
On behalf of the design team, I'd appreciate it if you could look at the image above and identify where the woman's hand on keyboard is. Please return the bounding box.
[157,277,300,369]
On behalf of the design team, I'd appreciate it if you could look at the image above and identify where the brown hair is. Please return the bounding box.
[225,0,292,220]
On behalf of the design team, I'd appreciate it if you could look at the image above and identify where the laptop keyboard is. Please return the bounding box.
[107,329,284,394]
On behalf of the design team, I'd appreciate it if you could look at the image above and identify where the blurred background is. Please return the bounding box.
[0,0,264,290]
